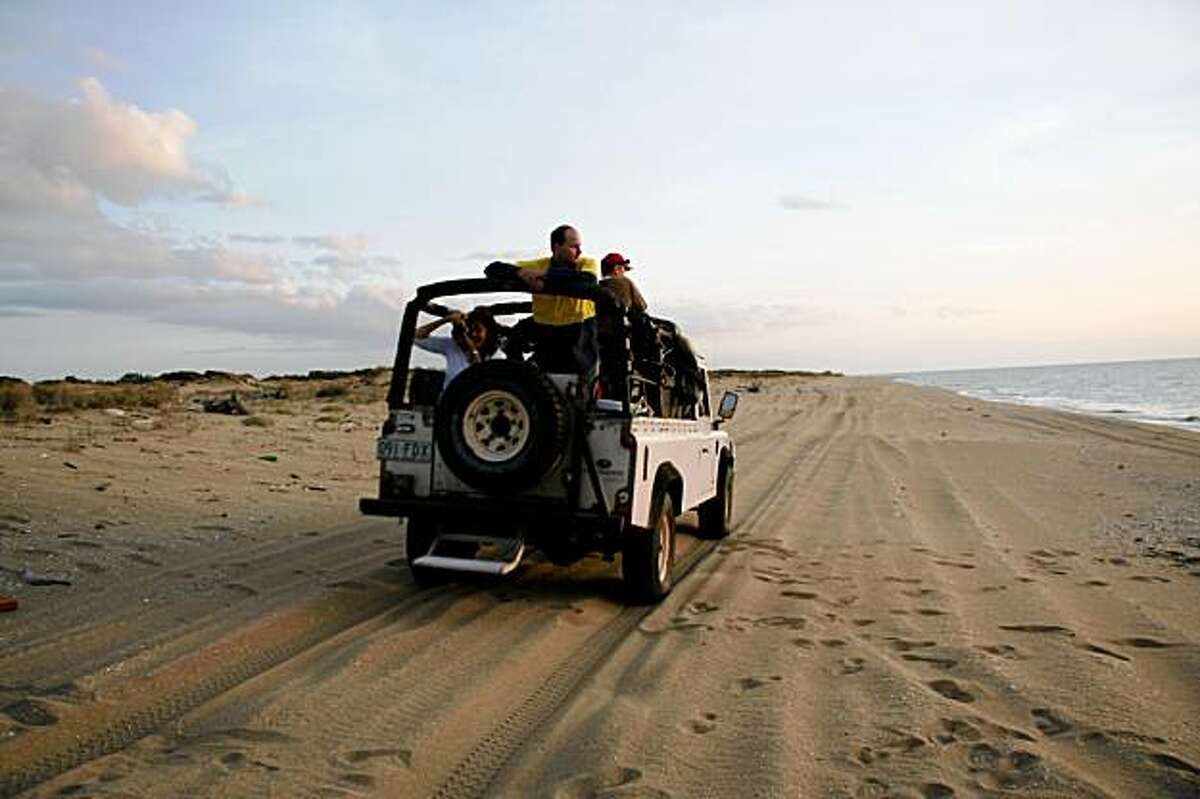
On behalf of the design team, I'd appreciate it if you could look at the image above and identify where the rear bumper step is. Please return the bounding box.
[360,496,623,535]
[413,537,525,575]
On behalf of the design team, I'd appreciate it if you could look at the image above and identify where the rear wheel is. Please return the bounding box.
[623,485,676,603]
[697,457,734,539]
[434,360,571,495]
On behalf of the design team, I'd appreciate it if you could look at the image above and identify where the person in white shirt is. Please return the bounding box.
[414,307,499,384]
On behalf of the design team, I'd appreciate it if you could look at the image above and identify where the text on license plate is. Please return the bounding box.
[377,438,432,462]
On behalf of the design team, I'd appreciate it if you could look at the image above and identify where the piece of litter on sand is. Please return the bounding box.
[20,568,72,587]
[305,485,328,492]
[257,454,279,462]
[0,595,18,612]
[63,461,78,470]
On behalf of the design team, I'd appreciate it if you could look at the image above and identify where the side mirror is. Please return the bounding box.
[717,391,738,421]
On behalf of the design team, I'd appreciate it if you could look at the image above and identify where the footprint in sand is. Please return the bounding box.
[928,680,975,703]
[759,615,808,630]
[838,656,866,675]
[998,623,1074,636]
[856,727,927,765]
[685,712,719,735]
[731,675,783,694]
[342,747,412,768]
[553,766,669,799]
[1115,636,1175,649]
[967,742,1002,769]
[902,653,958,670]
[978,643,1022,660]
[1077,642,1130,662]
[1031,708,1073,736]
[933,560,976,570]
[1148,752,1200,778]
[887,638,936,652]
[219,751,247,769]
[939,718,983,743]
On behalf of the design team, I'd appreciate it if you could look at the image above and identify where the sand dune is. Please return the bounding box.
[2,376,1198,797]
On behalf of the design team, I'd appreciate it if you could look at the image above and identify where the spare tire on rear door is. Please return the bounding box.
[434,360,571,495]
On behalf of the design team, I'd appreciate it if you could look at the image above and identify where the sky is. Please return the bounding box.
[1,0,1198,379]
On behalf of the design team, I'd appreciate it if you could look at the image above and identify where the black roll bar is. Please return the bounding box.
[385,276,618,409]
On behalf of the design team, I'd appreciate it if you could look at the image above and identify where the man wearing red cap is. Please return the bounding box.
[599,252,647,313]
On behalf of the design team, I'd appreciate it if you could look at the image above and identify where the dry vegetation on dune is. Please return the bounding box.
[0,368,392,423]
[0,366,830,422]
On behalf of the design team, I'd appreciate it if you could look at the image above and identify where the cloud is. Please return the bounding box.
[1,78,258,209]
[199,190,266,208]
[933,304,991,319]
[0,277,405,343]
[457,249,540,262]
[293,234,368,254]
[778,194,846,212]
[85,47,123,72]
[228,233,287,244]
[0,79,407,347]
[654,301,839,336]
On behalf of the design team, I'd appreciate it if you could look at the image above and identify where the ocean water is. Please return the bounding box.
[894,357,1200,432]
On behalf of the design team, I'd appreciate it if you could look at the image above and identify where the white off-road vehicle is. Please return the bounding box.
[360,276,737,603]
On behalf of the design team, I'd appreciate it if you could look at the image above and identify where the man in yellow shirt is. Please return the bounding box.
[513,224,600,375]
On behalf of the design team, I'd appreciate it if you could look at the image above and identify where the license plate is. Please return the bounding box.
[377,438,432,462]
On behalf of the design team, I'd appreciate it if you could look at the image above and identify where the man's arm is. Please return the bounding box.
[513,259,548,292]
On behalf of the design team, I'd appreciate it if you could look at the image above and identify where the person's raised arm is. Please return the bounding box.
[415,310,463,339]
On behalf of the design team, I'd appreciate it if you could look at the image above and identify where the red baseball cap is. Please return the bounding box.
[601,252,632,274]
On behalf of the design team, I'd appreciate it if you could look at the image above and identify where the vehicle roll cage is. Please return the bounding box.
[385,277,618,409]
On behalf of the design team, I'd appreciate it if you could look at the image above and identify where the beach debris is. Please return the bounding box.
[201,394,250,415]
[257,454,278,462]
[305,484,328,492]
[19,568,72,587]
[63,461,78,470]
[102,408,127,417]
[0,595,17,613]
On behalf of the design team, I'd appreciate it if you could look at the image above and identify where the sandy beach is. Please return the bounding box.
[2,375,1199,797]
